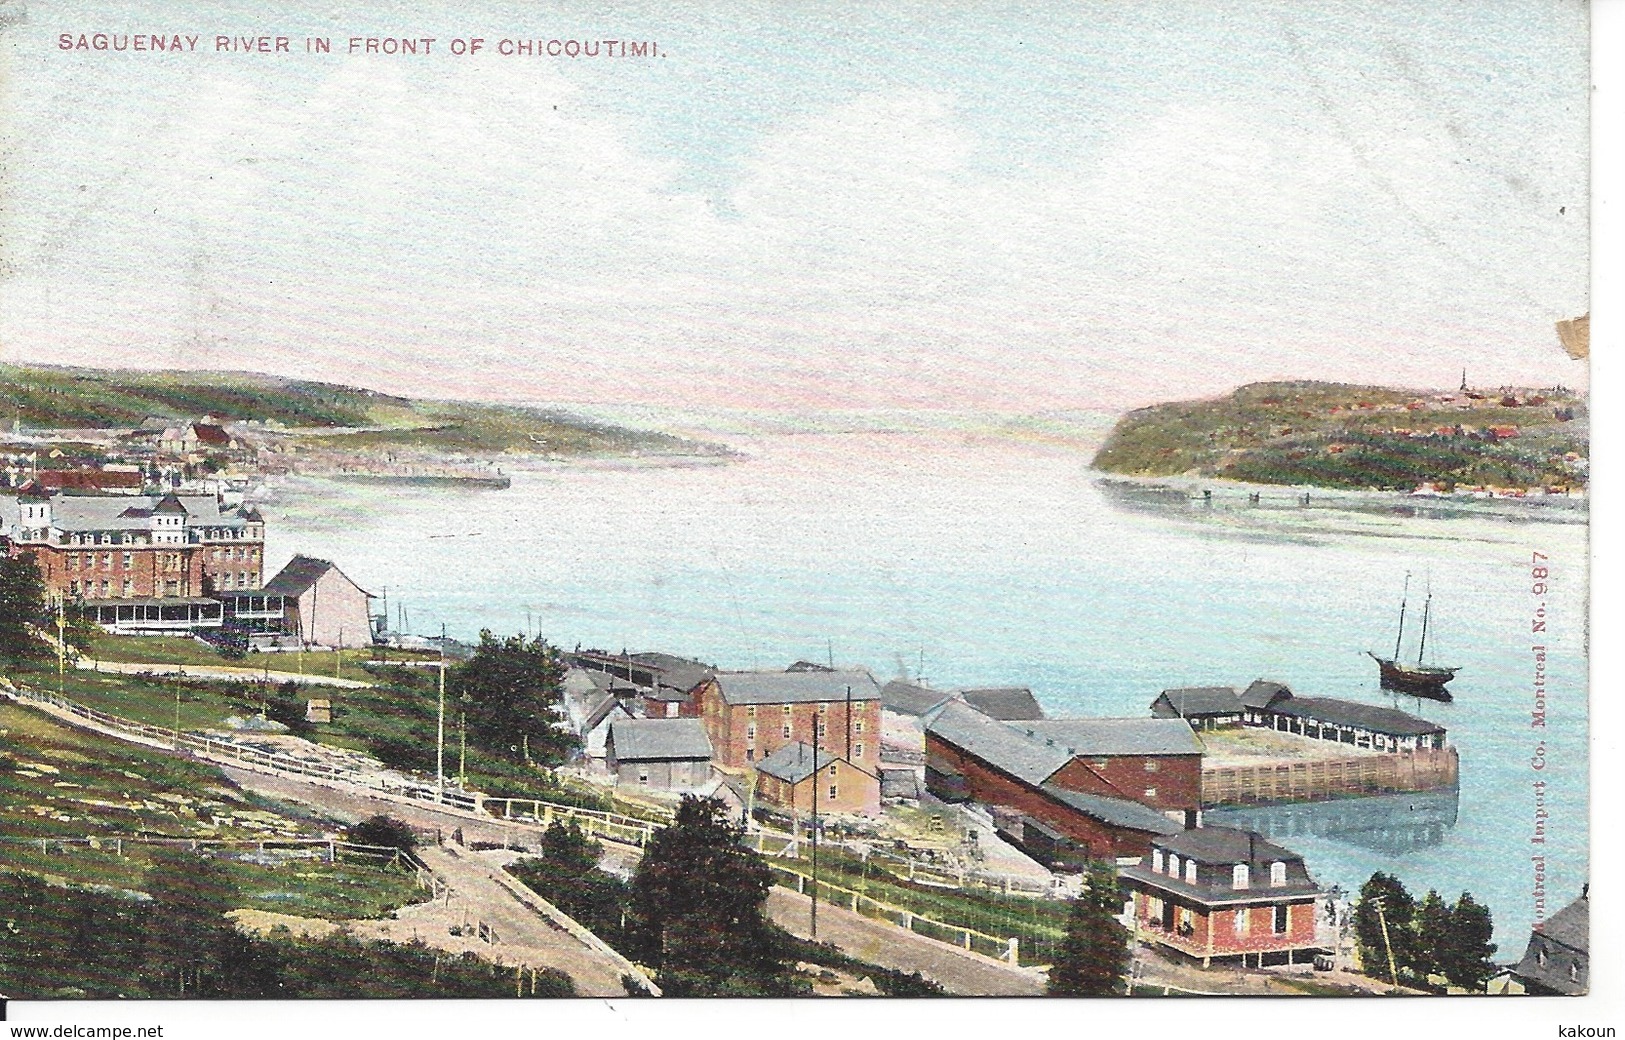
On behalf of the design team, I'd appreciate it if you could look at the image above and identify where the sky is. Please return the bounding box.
[0,0,1591,412]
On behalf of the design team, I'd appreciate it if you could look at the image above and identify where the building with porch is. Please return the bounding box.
[1120,825,1324,967]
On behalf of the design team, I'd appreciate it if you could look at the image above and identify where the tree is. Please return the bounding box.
[1440,892,1497,991]
[1412,888,1452,980]
[452,630,573,764]
[627,795,802,996]
[0,553,49,664]
[140,846,241,996]
[511,821,629,942]
[1048,861,1131,995]
[1354,872,1416,984]
[345,814,419,854]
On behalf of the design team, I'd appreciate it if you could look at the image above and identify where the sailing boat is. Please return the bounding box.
[1367,573,1459,699]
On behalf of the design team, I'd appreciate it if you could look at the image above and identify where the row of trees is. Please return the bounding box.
[0,552,97,665]
[1355,872,1497,990]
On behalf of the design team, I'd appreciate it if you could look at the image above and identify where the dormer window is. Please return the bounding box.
[1569,961,1580,983]
[1183,861,1196,885]
[1270,861,1287,887]
[1232,864,1250,890]
[1167,854,1180,878]
[1152,850,1164,873]
[1537,946,1548,968]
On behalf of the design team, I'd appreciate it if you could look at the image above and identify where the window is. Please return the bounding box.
[829,762,837,778]
[1144,787,1158,799]
[99,579,110,596]
[1184,861,1196,884]
[1270,861,1287,887]
[782,724,791,739]
[854,743,864,758]
[122,552,132,568]
[1232,864,1250,890]
[854,720,863,735]
[69,580,80,596]
[638,769,649,786]
[1145,760,1158,772]
[746,749,754,762]
[666,702,678,718]
[121,579,133,597]
[818,702,827,714]
[747,705,756,718]
[746,724,756,743]
[1152,850,1164,873]
[1273,905,1288,934]
[828,785,837,801]
[783,705,792,715]
[223,573,235,590]
[102,553,112,569]
[1148,896,1163,919]
[1167,855,1180,878]
[67,555,77,571]
[1234,909,1250,936]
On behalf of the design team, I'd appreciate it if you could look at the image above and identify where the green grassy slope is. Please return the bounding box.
[1091,380,1587,492]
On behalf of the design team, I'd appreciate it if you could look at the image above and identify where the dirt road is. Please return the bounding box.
[766,887,1045,996]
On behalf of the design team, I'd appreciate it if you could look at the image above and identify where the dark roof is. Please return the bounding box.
[608,718,712,762]
[1154,686,1243,717]
[153,492,188,515]
[1513,892,1588,994]
[1155,825,1300,867]
[262,555,373,598]
[15,480,51,501]
[1274,696,1444,737]
[712,669,880,705]
[584,691,631,731]
[754,741,837,784]
[1241,679,1293,709]
[1540,891,1590,953]
[786,660,835,672]
[881,679,951,717]
[925,701,1071,785]
[192,423,232,446]
[1040,785,1182,835]
[880,768,922,799]
[956,687,1046,721]
[1021,718,1204,757]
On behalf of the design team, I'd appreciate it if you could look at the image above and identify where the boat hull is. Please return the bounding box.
[1368,652,1457,699]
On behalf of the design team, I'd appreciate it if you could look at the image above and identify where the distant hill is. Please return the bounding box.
[1091,380,1588,492]
[0,364,724,458]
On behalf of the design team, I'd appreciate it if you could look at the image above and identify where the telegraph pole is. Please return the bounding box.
[810,721,820,939]
[436,649,446,804]
[55,595,65,700]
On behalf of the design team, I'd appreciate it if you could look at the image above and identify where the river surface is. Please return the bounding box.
[260,414,1587,946]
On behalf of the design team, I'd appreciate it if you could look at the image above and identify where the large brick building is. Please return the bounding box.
[3,485,266,631]
[697,669,881,773]
[1120,826,1324,967]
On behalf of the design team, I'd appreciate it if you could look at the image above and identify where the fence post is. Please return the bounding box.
[797,874,805,894]
[902,911,914,931]
[1007,938,1019,964]
[328,840,336,863]
[962,930,972,950]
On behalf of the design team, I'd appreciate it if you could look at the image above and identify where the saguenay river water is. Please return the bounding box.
[263,414,1586,946]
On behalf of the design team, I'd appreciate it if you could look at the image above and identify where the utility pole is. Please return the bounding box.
[436,650,446,804]
[459,710,467,788]
[55,595,65,700]
[174,683,182,750]
[1373,897,1400,988]
[810,725,820,939]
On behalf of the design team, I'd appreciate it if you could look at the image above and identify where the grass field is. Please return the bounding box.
[773,845,1072,963]
[0,701,425,920]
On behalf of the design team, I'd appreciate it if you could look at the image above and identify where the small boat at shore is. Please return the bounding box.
[1369,573,1458,699]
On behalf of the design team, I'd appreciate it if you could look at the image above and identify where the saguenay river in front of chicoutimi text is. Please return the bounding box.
[262,411,1586,948]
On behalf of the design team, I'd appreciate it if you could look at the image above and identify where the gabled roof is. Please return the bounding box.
[754,741,838,784]
[153,492,188,515]
[956,687,1046,721]
[786,660,835,672]
[608,718,712,762]
[1241,679,1293,709]
[1155,825,1300,866]
[1274,696,1444,737]
[191,423,232,446]
[1154,686,1243,717]
[881,679,951,717]
[925,701,1072,786]
[1021,718,1204,757]
[711,669,880,705]
[1538,891,1589,953]
[1040,785,1183,835]
[262,555,374,598]
[584,690,631,731]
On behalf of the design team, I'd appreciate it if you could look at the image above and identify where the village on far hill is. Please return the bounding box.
[1092,379,1588,499]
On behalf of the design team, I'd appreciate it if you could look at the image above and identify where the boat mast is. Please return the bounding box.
[1393,572,1411,660]
[1417,588,1432,665]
